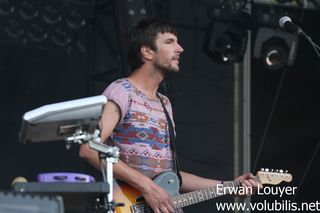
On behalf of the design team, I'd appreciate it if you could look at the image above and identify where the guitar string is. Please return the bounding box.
[134,193,199,212]
[132,173,279,212]
[134,188,216,212]
[133,181,239,212]
[135,189,218,211]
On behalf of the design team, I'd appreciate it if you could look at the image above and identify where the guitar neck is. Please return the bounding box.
[172,180,240,209]
[125,171,292,212]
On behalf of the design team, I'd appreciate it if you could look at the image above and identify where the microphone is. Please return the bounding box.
[279,16,304,36]
[279,16,320,59]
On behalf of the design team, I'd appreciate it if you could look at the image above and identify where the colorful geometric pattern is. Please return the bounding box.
[103,79,174,179]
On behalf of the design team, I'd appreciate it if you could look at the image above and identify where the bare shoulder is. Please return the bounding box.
[102,100,121,117]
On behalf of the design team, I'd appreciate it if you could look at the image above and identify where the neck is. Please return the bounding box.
[128,65,164,99]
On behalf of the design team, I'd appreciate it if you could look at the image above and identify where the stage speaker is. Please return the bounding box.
[0,191,64,213]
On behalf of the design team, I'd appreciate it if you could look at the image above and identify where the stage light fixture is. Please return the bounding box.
[0,0,15,16]
[4,18,23,38]
[19,1,38,20]
[261,38,287,70]
[52,28,71,47]
[254,27,298,70]
[204,21,248,64]
[66,10,86,30]
[205,1,250,64]
[0,0,90,50]
[28,23,47,42]
[43,5,62,25]
[126,0,148,23]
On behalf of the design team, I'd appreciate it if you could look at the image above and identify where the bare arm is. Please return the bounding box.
[79,101,121,170]
[180,171,220,192]
[79,101,174,213]
[180,171,261,196]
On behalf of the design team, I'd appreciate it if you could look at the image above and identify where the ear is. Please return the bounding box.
[141,46,154,61]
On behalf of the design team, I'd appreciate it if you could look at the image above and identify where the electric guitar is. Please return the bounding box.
[113,169,292,213]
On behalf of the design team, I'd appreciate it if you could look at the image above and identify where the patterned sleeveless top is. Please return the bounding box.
[103,78,174,179]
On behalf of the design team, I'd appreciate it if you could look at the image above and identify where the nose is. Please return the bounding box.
[176,42,184,53]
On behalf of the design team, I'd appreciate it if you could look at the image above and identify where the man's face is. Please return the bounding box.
[152,32,184,73]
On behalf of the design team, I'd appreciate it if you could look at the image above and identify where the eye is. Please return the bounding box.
[165,39,175,44]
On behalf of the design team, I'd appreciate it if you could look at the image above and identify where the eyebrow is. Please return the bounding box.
[164,38,177,42]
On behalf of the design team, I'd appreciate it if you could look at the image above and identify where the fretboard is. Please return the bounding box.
[132,180,241,212]
[172,180,239,209]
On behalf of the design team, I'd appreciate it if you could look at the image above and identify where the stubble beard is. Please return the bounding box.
[153,59,179,75]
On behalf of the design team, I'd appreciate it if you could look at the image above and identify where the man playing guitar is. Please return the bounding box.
[79,18,261,213]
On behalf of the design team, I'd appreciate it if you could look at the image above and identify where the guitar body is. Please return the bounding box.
[113,172,180,213]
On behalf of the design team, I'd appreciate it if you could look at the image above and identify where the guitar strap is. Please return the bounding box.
[157,93,183,186]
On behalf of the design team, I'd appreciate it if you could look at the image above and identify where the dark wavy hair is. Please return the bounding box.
[127,18,177,71]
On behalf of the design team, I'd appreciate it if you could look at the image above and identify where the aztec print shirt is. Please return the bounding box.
[102,78,174,179]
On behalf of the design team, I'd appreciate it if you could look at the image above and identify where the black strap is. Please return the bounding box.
[157,93,183,186]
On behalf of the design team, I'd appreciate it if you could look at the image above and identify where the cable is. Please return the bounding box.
[310,0,320,9]
[309,41,320,58]
[298,0,307,22]
[300,30,320,58]
[252,66,289,171]
[306,36,320,50]
[285,138,320,213]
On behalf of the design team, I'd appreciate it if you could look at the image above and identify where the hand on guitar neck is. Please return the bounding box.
[233,172,262,196]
